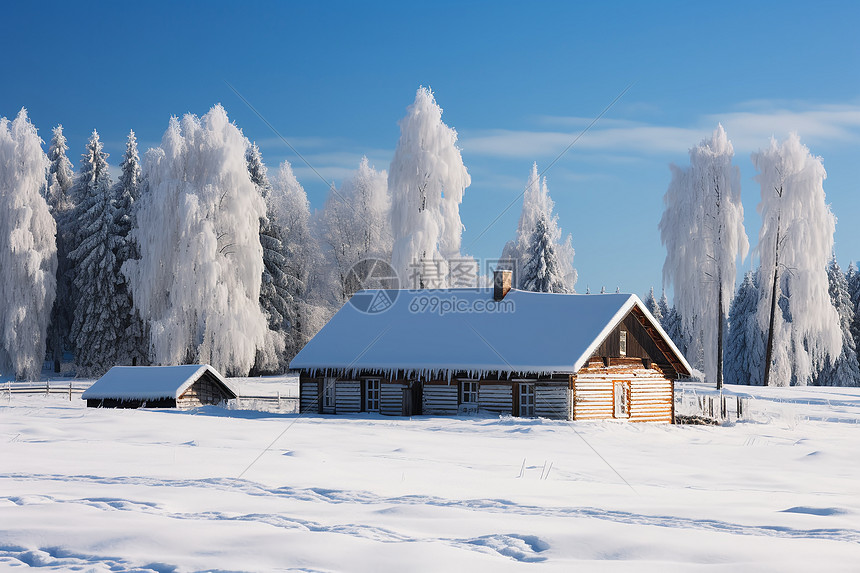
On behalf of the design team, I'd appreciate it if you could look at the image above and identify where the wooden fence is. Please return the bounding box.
[674,388,751,423]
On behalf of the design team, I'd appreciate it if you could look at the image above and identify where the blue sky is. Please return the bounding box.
[3,1,859,297]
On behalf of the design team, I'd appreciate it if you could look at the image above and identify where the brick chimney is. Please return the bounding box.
[493,269,512,301]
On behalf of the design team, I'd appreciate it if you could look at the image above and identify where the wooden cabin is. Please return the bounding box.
[290,271,691,423]
[82,365,236,409]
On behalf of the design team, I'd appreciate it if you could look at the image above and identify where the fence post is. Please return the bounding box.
[69,381,72,401]
[721,395,727,420]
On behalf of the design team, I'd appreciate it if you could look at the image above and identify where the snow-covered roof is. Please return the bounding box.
[81,365,234,401]
[290,289,691,378]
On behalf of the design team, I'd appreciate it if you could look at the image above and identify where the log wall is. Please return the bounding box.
[535,383,570,419]
[380,382,406,416]
[300,377,319,414]
[478,384,512,414]
[572,358,673,423]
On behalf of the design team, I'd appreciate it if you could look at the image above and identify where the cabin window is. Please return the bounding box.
[613,380,630,418]
[365,378,380,412]
[323,378,336,410]
[619,330,628,356]
[460,381,479,404]
[519,383,535,417]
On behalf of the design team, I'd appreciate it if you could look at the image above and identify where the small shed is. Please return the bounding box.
[290,271,691,423]
[82,365,236,409]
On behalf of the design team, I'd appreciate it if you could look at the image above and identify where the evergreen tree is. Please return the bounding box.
[644,287,662,323]
[0,109,56,380]
[658,291,670,327]
[847,262,860,356]
[501,163,577,291]
[247,143,290,372]
[113,130,147,367]
[46,125,74,212]
[663,305,688,359]
[46,125,75,372]
[69,131,139,376]
[725,271,764,385]
[815,259,860,386]
[520,215,568,293]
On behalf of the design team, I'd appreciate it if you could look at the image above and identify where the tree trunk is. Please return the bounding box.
[716,283,724,390]
[763,216,781,387]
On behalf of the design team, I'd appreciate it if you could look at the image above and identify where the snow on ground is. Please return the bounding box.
[1,382,859,572]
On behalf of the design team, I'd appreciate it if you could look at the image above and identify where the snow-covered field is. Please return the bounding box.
[1,382,859,572]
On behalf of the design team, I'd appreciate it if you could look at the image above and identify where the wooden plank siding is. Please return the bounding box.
[335,381,361,414]
[535,383,570,419]
[422,383,459,415]
[176,375,231,409]
[299,377,319,414]
[594,311,678,378]
[478,384,512,414]
[572,358,673,423]
[380,383,406,416]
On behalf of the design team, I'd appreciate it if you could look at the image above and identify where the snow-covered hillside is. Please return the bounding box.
[1,383,859,571]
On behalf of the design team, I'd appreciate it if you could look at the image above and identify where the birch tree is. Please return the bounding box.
[389,87,471,288]
[659,125,749,388]
[752,134,840,386]
[0,110,56,380]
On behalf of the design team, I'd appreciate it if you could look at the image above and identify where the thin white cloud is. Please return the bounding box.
[462,101,860,159]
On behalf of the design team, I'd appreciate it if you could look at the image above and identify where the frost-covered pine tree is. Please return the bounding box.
[644,287,662,323]
[814,259,860,386]
[69,130,141,376]
[520,215,568,293]
[319,156,392,302]
[725,271,765,385]
[501,163,576,291]
[659,125,749,388]
[46,125,75,372]
[112,130,147,367]
[269,160,330,360]
[753,134,840,386]
[658,291,670,326]
[125,106,268,376]
[389,87,471,288]
[46,125,74,212]
[0,109,56,380]
[662,305,688,360]
[246,143,289,372]
[847,262,860,356]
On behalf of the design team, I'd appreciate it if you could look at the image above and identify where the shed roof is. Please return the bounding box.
[289,289,691,378]
[82,365,235,401]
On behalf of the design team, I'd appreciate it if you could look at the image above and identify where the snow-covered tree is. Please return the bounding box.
[46,125,74,212]
[112,130,147,366]
[814,259,860,386]
[389,87,471,288]
[318,156,392,302]
[45,125,75,372]
[269,160,330,360]
[501,163,576,291]
[847,262,860,356]
[246,143,288,372]
[659,125,749,388]
[753,134,840,386]
[0,109,56,380]
[658,290,670,325]
[68,130,142,376]
[520,215,568,293]
[725,271,765,386]
[644,287,662,323]
[662,305,688,361]
[125,105,268,376]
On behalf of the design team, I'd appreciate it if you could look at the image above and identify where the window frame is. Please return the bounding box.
[460,381,479,405]
[322,377,336,411]
[518,382,535,417]
[619,330,628,356]
[365,378,380,412]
